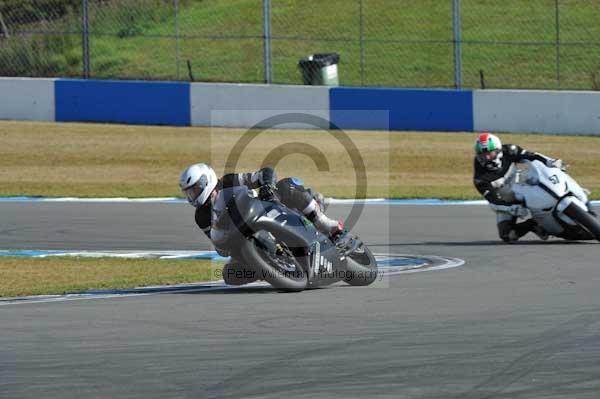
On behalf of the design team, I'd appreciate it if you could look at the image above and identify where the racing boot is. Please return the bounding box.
[532,224,549,241]
[500,219,543,243]
[519,219,549,241]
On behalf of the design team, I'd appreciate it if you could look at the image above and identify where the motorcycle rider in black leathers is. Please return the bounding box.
[179,163,343,284]
[473,132,564,243]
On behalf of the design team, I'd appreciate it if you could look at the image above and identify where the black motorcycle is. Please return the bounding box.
[217,187,378,292]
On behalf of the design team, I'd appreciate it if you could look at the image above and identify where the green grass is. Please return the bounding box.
[1,0,600,89]
[0,256,222,297]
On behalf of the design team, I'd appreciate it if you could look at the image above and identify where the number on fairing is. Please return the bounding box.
[549,175,560,185]
[265,209,281,219]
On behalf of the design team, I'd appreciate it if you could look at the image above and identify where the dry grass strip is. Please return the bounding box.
[0,256,221,297]
[2,121,600,199]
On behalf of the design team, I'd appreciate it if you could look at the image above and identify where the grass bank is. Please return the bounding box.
[0,256,221,297]
[2,121,600,200]
[1,0,600,89]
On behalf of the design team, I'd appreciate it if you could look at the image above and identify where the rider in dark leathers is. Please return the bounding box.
[196,168,341,250]
[473,133,563,242]
[179,163,343,283]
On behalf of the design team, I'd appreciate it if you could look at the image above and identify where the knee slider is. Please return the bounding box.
[500,230,519,243]
[498,221,518,243]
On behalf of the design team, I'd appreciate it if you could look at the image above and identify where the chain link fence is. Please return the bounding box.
[1,0,599,89]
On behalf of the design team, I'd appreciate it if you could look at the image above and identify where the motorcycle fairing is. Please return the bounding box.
[225,187,345,286]
[512,160,590,232]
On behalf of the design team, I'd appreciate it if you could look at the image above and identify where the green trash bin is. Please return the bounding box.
[298,53,340,86]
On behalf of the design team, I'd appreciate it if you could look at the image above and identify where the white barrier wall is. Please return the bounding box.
[190,83,330,129]
[474,90,600,135]
[0,78,55,122]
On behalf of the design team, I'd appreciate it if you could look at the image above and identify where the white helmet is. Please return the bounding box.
[179,163,218,207]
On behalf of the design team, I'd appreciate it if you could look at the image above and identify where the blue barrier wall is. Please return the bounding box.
[55,80,190,126]
[329,88,474,131]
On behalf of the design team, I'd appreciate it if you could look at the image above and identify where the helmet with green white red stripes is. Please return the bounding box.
[475,132,503,171]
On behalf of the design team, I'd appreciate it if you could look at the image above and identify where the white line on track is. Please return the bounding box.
[1,196,598,207]
[374,253,465,275]
[0,281,273,306]
[0,196,502,205]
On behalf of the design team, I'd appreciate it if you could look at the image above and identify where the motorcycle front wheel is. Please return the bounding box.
[563,203,600,242]
[343,243,378,286]
[240,236,308,292]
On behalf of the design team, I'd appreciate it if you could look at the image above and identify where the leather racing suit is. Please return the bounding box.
[194,167,337,255]
[473,144,554,242]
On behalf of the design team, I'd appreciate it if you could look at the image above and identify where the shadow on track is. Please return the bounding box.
[175,284,346,296]
[176,286,280,295]
[371,240,596,247]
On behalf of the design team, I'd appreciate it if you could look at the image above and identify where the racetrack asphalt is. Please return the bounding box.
[1,202,600,398]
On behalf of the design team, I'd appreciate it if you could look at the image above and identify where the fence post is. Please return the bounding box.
[359,0,365,86]
[555,0,561,88]
[263,0,273,84]
[82,0,91,79]
[174,0,181,80]
[0,11,9,38]
[452,0,462,89]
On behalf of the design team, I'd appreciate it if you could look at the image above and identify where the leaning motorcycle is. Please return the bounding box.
[216,186,378,291]
[492,159,600,241]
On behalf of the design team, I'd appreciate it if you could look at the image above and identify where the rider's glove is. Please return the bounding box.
[547,158,566,171]
[490,177,506,189]
[258,184,277,202]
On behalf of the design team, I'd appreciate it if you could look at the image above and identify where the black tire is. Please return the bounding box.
[343,245,378,286]
[240,237,308,292]
[222,263,259,286]
[563,203,600,242]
